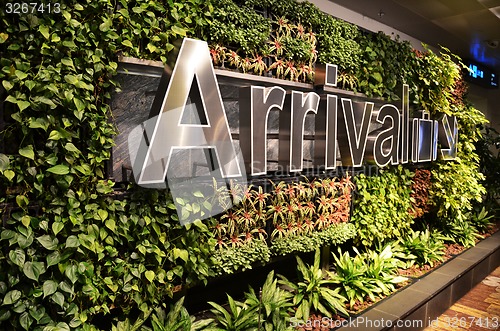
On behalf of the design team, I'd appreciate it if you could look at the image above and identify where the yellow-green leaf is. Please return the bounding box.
[145,270,155,283]
[19,145,35,160]
[47,164,70,175]
[39,25,50,39]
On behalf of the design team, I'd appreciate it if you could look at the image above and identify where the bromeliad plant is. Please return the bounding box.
[278,249,348,321]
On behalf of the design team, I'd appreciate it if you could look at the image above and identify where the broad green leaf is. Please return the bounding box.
[16,195,29,208]
[43,280,58,298]
[0,32,8,43]
[3,170,14,181]
[122,40,133,48]
[19,312,33,330]
[15,70,28,80]
[21,215,30,227]
[23,261,45,281]
[171,25,187,36]
[3,290,21,305]
[65,265,78,284]
[61,57,74,68]
[51,292,65,308]
[39,25,49,39]
[48,130,62,140]
[105,219,116,232]
[46,251,61,267]
[47,164,70,175]
[173,248,188,262]
[2,80,13,91]
[97,209,108,221]
[65,235,80,248]
[74,98,85,111]
[37,235,58,250]
[29,117,49,131]
[24,80,36,90]
[147,43,157,53]
[19,145,35,160]
[9,248,25,267]
[145,270,155,282]
[64,74,78,85]
[17,100,30,111]
[0,154,10,172]
[52,222,64,235]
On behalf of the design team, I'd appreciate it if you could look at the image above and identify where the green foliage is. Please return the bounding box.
[440,219,482,248]
[207,0,270,56]
[355,32,416,100]
[208,295,258,331]
[212,239,271,275]
[351,166,415,247]
[114,0,212,63]
[468,207,494,233]
[244,271,293,331]
[145,297,214,331]
[330,247,407,310]
[475,126,500,213]
[278,249,348,321]
[270,222,356,256]
[397,229,447,267]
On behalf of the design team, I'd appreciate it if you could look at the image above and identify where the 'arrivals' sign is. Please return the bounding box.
[131,38,458,185]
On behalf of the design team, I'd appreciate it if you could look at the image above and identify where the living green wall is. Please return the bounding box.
[0,0,488,329]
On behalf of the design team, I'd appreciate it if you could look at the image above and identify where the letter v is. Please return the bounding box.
[338,98,374,167]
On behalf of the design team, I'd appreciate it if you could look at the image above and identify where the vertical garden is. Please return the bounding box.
[0,0,496,330]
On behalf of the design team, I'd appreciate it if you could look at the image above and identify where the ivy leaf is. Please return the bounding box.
[2,80,13,91]
[15,70,28,80]
[64,74,79,85]
[43,280,58,298]
[47,164,70,175]
[105,219,116,232]
[23,261,46,281]
[29,117,50,131]
[17,100,30,111]
[64,143,80,154]
[122,40,133,48]
[37,235,58,250]
[19,145,35,160]
[19,312,33,331]
[171,25,187,36]
[8,248,25,267]
[51,292,65,308]
[61,57,74,68]
[0,153,10,172]
[145,270,155,283]
[3,290,21,305]
[74,98,86,111]
[46,251,61,267]
[39,25,50,39]
[3,170,15,181]
[52,222,64,235]
[147,43,157,53]
[65,235,80,248]
[0,32,8,43]
[173,248,189,262]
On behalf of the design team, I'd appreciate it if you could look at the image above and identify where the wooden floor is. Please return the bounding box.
[424,266,500,331]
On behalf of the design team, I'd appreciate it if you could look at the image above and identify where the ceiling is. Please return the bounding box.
[331,0,500,74]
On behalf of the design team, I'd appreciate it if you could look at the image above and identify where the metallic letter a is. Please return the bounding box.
[131,38,242,186]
